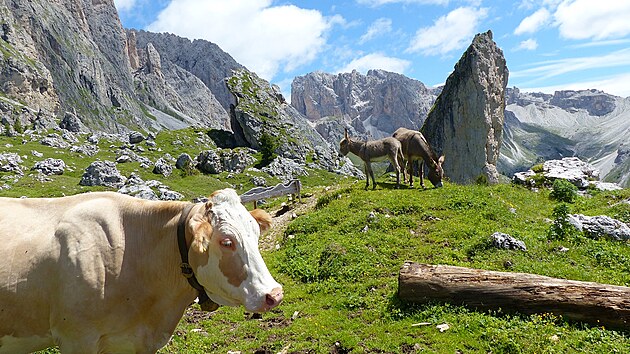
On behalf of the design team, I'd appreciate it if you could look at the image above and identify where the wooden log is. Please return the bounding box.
[398,262,630,329]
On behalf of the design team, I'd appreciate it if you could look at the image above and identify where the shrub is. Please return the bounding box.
[547,203,578,240]
[550,179,578,203]
[257,131,278,168]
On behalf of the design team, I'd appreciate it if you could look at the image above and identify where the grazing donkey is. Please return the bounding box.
[340,129,404,190]
[393,127,445,188]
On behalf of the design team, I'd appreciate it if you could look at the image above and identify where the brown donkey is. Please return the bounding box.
[393,127,445,188]
[340,129,404,190]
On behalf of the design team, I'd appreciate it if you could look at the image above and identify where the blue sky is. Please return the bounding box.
[115,0,630,99]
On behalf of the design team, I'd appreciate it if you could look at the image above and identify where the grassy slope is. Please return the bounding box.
[5,129,629,353]
[161,177,630,353]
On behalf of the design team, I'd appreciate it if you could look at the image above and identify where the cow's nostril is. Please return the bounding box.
[265,287,284,308]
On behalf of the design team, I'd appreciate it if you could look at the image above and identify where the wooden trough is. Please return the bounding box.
[398,262,630,329]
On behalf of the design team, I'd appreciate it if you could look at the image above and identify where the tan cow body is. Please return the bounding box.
[0,190,282,353]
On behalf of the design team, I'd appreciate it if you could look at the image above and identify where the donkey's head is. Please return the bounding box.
[339,129,350,156]
[427,155,445,188]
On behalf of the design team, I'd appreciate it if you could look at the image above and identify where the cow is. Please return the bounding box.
[0,189,283,353]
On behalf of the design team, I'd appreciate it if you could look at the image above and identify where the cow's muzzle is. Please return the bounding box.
[260,287,283,312]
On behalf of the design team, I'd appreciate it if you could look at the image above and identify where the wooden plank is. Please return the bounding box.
[398,262,630,329]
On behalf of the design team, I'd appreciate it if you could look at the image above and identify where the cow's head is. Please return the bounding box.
[187,188,282,313]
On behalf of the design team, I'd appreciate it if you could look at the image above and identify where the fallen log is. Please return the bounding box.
[398,262,630,329]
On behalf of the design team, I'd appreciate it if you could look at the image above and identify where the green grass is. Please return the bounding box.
[6,128,629,353]
[157,180,630,353]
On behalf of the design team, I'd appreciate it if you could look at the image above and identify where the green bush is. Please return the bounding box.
[550,179,578,202]
[547,203,578,240]
[257,131,278,168]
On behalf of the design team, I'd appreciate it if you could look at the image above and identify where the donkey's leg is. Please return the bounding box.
[419,161,426,189]
[367,162,377,190]
[407,158,414,187]
[389,155,401,189]
[364,162,371,190]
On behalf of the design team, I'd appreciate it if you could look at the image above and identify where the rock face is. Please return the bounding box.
[421,30,508,184]
[0,1,239,133]
[291,70,439,141]
[226,69,356,175]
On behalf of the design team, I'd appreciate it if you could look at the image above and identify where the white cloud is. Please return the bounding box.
[359,18,392,44]
[510,48,630,81]
[520,72,630,98]
[114,0,136,12]
[406,7,488,56]
[515,38,538,51]
[514,8,550,35]
[357,0,449,6]
[336,53,411,74]
[147,0,337,81]
[554,0,630,40]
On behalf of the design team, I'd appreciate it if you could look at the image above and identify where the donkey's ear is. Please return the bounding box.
[344,128,349,139]
[438,155,445,165]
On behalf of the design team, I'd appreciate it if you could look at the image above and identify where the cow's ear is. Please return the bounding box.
[250,208,272,233]
[204,201,214,218]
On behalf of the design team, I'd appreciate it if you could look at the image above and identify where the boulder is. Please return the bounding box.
[80,160,126,188]
[153,157,173,177]
[490,232,526,251]
[129,131,145,144]
[262,156,308,183]
[32,158,66,175]
[568,214,630,241]
[0,152,24,175]
[59,112,87,133]
[175,153,194,169]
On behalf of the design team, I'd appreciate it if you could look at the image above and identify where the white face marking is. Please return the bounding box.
[193,189,281,312]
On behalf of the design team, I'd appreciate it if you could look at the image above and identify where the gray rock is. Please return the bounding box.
[117,173,159,200]
[175,153,194,169]
[421,30,508,185]
[568,214,630,241]
[262,156,308,183]
[32,158,65,175]
[513,157,622,191]
[159,189,184,201]
[59,111,85,132]
[251,176,267,187]
[40,134,70,149]
[491,232,527,251]
[197,150,223,174]
[0,152,24,175]
[70,144,99,157]
[129,131,145,144]
[153,157,173,177]
[80,161,126,188]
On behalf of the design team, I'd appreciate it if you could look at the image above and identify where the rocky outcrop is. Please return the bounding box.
[0,1,241,134]
[421,30,508,185]
[291,69,439,141]
[227,69,355,175]
[127,33,231,130]
[512,157,622,191]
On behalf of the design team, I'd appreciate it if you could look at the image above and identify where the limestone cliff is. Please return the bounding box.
[291,69,439,141]
[421,30,508,184]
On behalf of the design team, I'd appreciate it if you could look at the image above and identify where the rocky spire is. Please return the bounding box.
[421,30,508,184]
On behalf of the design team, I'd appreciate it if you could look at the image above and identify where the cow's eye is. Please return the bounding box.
[220,238,233,248]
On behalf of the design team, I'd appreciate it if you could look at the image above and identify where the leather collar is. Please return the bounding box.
[177,204,219,312]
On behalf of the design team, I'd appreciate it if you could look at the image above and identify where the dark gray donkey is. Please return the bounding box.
[393,127,445,188]
[340,129,404,190]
